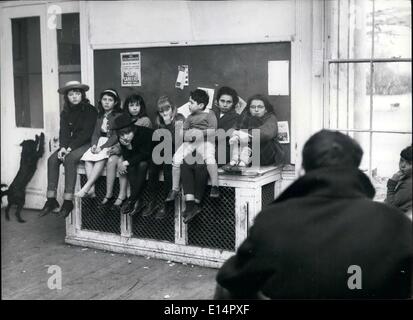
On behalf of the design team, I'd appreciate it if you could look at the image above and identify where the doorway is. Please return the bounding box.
[1,2,81,209]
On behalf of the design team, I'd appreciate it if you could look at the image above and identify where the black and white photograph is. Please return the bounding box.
[1,0,412,305]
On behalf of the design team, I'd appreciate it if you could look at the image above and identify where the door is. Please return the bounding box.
[1,2,81,209]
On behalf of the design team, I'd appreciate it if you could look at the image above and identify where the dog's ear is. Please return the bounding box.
[36,132,45,155]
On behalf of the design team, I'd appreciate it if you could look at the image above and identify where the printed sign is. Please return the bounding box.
[277,121,290,144]
[121,52,141,86]
[175,65,189,90]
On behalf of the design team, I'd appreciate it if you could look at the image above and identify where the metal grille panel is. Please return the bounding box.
[80,175,121,234]
[262,182,275,208]
[132,180,175,242]
[187,186,235,251]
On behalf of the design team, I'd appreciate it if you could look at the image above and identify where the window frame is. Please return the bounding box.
[324,0,412,177]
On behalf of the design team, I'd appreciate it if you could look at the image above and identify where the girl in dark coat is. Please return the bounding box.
[223,94,284,170]
[385,145,412,215]
[211,86,242,165]
[40,81,97,218]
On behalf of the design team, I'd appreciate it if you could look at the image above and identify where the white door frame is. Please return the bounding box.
[1,1,79,209]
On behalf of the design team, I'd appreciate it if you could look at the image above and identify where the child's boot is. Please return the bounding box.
[210,186,220,198]
[39,198,60,217]
[59,200,74,218]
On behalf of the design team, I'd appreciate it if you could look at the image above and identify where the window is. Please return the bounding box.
[57,13,81,110]
[12,17,44,128]
[325,0,412,201]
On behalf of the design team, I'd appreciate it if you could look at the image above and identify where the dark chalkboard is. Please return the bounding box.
[94,42,291,162]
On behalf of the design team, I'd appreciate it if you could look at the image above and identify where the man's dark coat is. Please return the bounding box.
[216,167,413,299]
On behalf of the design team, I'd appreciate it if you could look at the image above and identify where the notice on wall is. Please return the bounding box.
[175,65,189,90]
[120,52,141,87]
[268,60,289,95]
[277,121,290,144]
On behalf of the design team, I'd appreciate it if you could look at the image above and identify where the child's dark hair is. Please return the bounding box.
[190,89,209,110]
[246,94,274,115]
[400,145,412,164]
[124,94,147,118]
[217,86,239,106]
[62,88,89,112]
[97,88,122,115]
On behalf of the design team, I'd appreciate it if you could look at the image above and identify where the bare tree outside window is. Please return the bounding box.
[326,0,412,201]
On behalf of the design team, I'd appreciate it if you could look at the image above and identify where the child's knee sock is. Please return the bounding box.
[206,163,219,187]
[171,165,181,191]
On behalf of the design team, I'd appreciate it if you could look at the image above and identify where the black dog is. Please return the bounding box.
[1,133,45,223]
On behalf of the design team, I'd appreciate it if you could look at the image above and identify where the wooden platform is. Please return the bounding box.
[67,165,283,268]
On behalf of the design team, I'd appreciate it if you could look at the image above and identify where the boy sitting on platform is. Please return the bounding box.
[165,89,220,202]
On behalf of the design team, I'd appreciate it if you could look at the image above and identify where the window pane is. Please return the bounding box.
[371,132,412,201]
[12,17,43,128]
[57,13,81,110]
[373,0,411,59]
[372,62,412,131]
[349,131,372,173]
[328,62,371,130]
[328,0,373,59]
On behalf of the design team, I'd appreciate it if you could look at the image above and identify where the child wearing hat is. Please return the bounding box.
[385,145,412,215]
[104,94,153,210]
[74,88,123,202]
[111,113,154,216]
[39,80,97,218]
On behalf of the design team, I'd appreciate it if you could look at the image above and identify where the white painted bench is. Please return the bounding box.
[65,164,285,268]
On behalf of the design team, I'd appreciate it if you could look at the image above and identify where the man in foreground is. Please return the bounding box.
[215,130,412,299]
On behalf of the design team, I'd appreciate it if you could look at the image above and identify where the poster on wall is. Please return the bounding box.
[120,52,141,86]
[277,121,290,144]
[175,65,189,90]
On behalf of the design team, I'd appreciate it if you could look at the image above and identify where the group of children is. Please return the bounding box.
[39,80,284,222]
